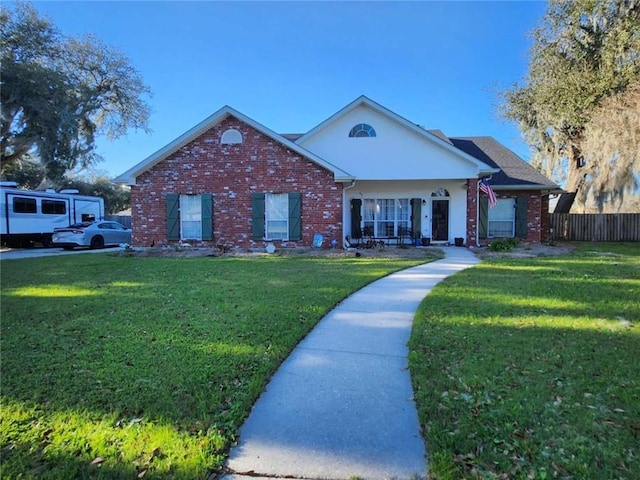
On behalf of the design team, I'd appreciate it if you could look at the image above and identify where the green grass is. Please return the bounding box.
[409,243,640,480]
[0,251,435,479]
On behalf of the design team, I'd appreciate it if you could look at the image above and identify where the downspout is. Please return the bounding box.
[342,180,356,248]
[476,178,481,247]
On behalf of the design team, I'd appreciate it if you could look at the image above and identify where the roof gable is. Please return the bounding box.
[296,96,498,180]
[114,106,353,185]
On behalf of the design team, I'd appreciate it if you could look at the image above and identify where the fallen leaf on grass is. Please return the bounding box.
[146,447,165,463]
[90,457,104,465]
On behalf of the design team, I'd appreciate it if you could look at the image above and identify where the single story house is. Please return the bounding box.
[114,96,559,249]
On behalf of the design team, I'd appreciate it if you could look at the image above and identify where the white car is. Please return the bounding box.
[52,221,132,250]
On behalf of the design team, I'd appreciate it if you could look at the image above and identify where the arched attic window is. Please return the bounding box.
[221,128,243,144]
[348,123,376,138]
[431,188,450,197]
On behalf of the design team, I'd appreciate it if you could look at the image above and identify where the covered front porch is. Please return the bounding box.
[343,179,471,247]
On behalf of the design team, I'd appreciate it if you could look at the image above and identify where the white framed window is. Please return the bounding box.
[265,193,288,240]
[362,197,410,237]
[488,198,515,237]
[396,198,410,233]
[180,194,202,240]
[348,123,376,137]
[221,128,243,144]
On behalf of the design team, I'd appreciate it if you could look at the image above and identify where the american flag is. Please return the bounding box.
[479,178,497,208]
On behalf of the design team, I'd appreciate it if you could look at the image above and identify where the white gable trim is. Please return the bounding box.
[114,106,354,185]
[296,95,498,177]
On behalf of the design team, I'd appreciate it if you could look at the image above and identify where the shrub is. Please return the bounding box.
[487,238,519,251]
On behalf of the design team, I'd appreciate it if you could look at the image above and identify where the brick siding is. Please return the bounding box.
[131,116,344,248]
[539,195,550,243]
[465,178,478,246]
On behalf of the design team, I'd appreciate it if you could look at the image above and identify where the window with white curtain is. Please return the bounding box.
[488,198,515,237]
[361,197,410,237]
[180,194,202,240]
[265,193,288,240]
[396,198,410,233]
[363,199,375,236]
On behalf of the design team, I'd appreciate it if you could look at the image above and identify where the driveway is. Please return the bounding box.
[0,247,119,261]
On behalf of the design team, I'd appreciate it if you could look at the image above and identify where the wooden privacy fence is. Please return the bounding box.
[549,213,640,242]
[105,215,132,229]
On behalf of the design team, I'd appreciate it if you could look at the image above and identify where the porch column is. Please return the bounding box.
[465,179,478,246]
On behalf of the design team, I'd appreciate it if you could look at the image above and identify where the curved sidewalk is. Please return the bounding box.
[225,247,480,480]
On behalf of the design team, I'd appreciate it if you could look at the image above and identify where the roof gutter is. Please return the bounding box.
[478,168,500,177]
[493,184,563,193]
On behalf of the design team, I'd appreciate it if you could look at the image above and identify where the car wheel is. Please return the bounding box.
[90,236,104,249]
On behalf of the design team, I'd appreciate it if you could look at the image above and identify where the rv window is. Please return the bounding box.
[13,197,37,214]
[42,200,67,215]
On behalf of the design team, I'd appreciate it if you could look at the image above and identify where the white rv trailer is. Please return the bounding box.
[0,181,105,247]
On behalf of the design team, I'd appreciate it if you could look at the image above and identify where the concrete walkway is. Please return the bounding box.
[225,247,480,480]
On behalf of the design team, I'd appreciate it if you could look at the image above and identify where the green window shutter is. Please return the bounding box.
[251,193,265,240]
[350,199,362,238]
[515,197,528,238]
[166,194,180,241]
[410,198,422,238]
[201,193,213,240]
[478,196,488,239]
[288,192,302,241]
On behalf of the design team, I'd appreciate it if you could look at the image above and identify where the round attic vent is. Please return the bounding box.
[221,129,243,144]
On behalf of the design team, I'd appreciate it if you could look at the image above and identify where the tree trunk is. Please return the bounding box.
[564,145,588,213]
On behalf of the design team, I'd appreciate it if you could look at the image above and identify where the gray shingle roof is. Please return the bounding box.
[426,129,453,145]
[449,136,559,189]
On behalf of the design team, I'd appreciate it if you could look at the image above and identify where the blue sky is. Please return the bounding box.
[31,0,547,178]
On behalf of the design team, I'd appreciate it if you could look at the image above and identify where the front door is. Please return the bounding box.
[431,199,449,241]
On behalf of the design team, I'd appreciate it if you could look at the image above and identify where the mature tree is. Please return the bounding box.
[56,173,131,215]
[0,157,46,190]
[579,81,640,212]
[501,0,640,212]
[0,2,151,181]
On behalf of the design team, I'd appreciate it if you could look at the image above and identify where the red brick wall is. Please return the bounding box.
[539,195,550,243]
[130,116,344,248]
[465,179,478,246]
[512,191,544,243]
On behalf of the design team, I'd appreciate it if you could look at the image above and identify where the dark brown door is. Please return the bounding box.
[431,200,449,241]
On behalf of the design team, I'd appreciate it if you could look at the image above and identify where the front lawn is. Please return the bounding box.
[409,243,640,479]
[0,252,432,479]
